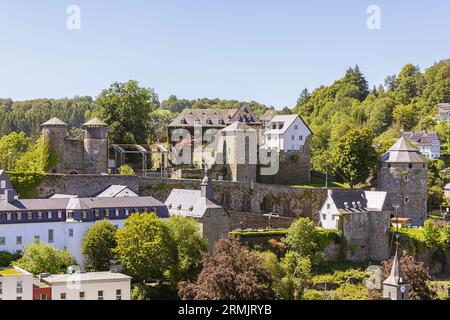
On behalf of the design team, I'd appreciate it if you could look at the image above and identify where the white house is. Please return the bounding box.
[39,271,131,300]
[445,183,450,199]
[319,189,388,230]
[0,171,169,267]
[0,266,33,300]
[262,115,312,152]
[436,103,450,123]
[402,132,441,159]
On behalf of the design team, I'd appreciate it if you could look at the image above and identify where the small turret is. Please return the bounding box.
[382,242,409,300]
[83,118,109,174]
[201,168,214,199]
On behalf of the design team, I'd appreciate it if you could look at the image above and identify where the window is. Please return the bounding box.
[0,237,5,245]
[82,211,87,219]
[47,211,52,219]
[27,212,32,220]
[408,163,413,169]
[16,236,22,245]
[294,125,298,130]
[0,280,2,295]
[326,204,331,209]
[125,209,130,216]
[16,281,23,294]
[95,209,100,217]
[34,235,40,242]
[17,212,21,220]
[405,197,409,203]
[322,214,326,220]
[67,211,73,220]
[37,212,42,220]
[57,211,62,219]
[6,212,11,221]
[299,135,303,141]
[60,293,66,300]
[404,176,408,181]
[48,229,54,243]
[116,289,122,300]
[16,297,22,300]
[105,209,110,218]
[98,291,104,300]
[388,164,391,168]
[332,216,336,221]
[79,292,85,300]
[115,209,120,217]
[68,229,74,237]
[291,135,295,140]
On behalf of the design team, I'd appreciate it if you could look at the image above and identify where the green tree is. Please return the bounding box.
[93,80,160,144]
[14,135,57,172]
[393,104,418,131]
[395,64,424,104]
[118,164,135,175]
[282,218,323,263]
[12,241,76,274]
[332,128,378,187]
[423,219,442,248]
[81,220,118,271]
[165,216,208,282]
[114,213,178,282]
[0,132,31,171]
[259,251,311,300]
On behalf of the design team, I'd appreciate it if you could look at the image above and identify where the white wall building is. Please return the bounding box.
[0,172,169,268]
[445,183,450,199]
[436,103,450,123]
[40,271,131,300]
[402,132,441,159]
[319,189,388,230]
[263,115,312,152]
[0,266,33,300]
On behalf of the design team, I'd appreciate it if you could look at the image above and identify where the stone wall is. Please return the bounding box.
[36,174,328,218]
[229,211,294,230]
[258,136,311,185]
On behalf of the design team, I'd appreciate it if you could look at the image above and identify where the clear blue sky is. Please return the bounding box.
[1,0,450,109]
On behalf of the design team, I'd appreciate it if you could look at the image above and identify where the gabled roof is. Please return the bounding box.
[94,185,138,198]
[219,121,255,132]
[83,117,108,127]
[327,189,387,214]
[380,137,428,163]
[264,114,313,135]
[260,110,275,121]
[41,117,68,126]
[165,189,223,218]
[402,131,439,146]
[167,104,261,128]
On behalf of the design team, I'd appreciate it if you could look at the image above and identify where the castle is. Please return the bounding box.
[42,117,109,175]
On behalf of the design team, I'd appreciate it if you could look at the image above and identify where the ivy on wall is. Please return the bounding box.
[8,171,47,199]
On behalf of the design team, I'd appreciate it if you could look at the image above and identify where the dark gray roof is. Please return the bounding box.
[167,104,261,128]
[380,137,428,163]
[329,190,387,214]
[41,117,68,126]
[402,131,439,146]
[83,118,108,127]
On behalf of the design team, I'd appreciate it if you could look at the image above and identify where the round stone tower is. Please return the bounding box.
[41,117,68,173]
[83,118,109,174]
[378,136,428,226]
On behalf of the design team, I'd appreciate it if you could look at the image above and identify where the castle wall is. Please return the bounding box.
[83,138,108,174]
[378,162,428,226]
[60,139,84,174]
[36,174,328,219]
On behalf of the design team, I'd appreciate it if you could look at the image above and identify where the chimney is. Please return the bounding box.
[5,189,15,204]
[327,189,333,197]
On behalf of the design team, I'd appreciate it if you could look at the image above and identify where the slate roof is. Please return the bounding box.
[83,117,108,127]
[438,103,450,113]
[260,110,275,122]
[219,121,255,132]
[328,190,387,214]
[402,131,439,146]
[167,104,261,128]
[165,189,223,218]
[380,137,428,163]
[264,114,312,135]
[94,185,138,198]
[41,117,67,126]
[383,244,405,286]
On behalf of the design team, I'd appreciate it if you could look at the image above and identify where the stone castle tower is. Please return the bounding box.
[378,137,428,226]
[41,117,108,174]
[216,122,257,183]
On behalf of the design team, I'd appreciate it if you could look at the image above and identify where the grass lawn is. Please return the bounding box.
[291,176,351,189]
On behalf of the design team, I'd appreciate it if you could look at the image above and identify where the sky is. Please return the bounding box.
[0,0,450,109]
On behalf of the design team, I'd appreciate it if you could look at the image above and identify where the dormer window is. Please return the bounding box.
[177,205,182,210]
[105,209,110,218]
[95,209,100,217]
[37,212,42,220]
[67,211,73,220]
[195,119,201,125]
[6,212,11,221]
[57,211,62,219]
[27,212,32,220]
[189,206,194,212]
[219,119,225,125]
[168,204,172,209]
[82,211,88,219]
[115,209,120,217]
[272,124,276,129]
[17,212,22,220]
[181,118,187,125]
[344,202,349,210]
[206,118,213,125]
[47,211,52,219]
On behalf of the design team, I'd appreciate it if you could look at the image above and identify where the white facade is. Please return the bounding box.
[0,219,126,267]
[419,140,441,159]
[263,115,311,152]
[445,183,450,199]
[42,272,131,300]
[319,194,341,229]
[0,267,33,300]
